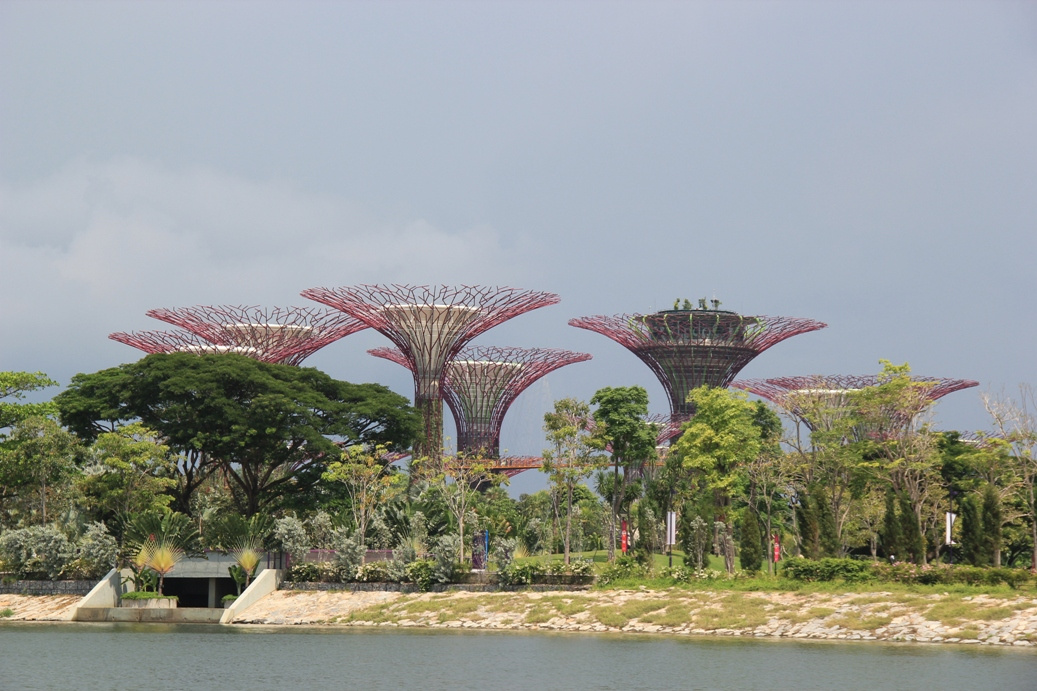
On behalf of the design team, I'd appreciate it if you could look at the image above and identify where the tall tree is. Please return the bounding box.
[589,386,657,562]
[981,385,1037,571]
[542,398,602,564]
[56,353,420,515]
[855,361,942,565]
[323,443,405,546]
[671,386,762,572]
[981,483,1003,567]
[0,416,81,525]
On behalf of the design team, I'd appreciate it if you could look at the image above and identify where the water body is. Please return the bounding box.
[1,623,1034,690]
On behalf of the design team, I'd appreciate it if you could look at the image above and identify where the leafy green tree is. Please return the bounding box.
[899,493,925,564]
[323,443,406,546]
[78,422,177,526]
[56,353,420,515]
[589,386,657,562]
[856,361,943,565]
[542,398,603,564]
[0,371,58,432]
[739,508,762,572]
[0,416,81,525]
[671,386,761,572]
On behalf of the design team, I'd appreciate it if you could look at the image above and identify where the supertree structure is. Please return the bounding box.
[110,329,268,359]
[370,345,591,459]
[569,306,826,419]
[732,374,979,435]
[144,305,367,366]
[302,284,561,458]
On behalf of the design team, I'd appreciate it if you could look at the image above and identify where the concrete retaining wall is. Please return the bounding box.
[220,568,282,624]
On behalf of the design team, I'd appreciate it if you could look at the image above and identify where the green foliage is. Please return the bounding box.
[69,522,119,579]
[405,560,435,591]
[498,560,545,586]
[879,489,902,559]
[356,561,392,582]
[899,494,925,564]
[0,608,13,617]
[273,516,310,562]
[0,371,58,431]
[121,590,177,600]
[782,557,874,583]
[597,555,650,586]
[0,524,75,580]
[430,534,459,584]
[332,532,366,581]
[739,510,763,572]
[679,513,709,570]
[981,484,1002,564]
[55,353,420,515]
[960,493,985,566]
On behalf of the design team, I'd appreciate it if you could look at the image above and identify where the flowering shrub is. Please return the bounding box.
[597,556,650,586]
[660,565,730,583]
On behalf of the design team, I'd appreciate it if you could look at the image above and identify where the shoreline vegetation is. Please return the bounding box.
[3,586,1036,648]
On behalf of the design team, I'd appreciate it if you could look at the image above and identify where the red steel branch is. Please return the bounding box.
[569,311,826,418]
[144,305,367,366]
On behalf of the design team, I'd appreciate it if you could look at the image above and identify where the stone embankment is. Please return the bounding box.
[228,587,1037,647]
[0,594,79,621]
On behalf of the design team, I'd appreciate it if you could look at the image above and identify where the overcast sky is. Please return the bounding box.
[2,1,1034,495]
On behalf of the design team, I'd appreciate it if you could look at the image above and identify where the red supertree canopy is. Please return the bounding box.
[110,329,274,360]
[370,345,591,458]
[144,305,367,366]
[569,310,826,417]
[732,374,979,432]
[303,284,560,458]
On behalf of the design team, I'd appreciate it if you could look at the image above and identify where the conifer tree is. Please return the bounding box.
[880,490,902,560]
[981,484,1002,567]
[899,494,925,564]
[739,509,763,572]
[959,494,985,566]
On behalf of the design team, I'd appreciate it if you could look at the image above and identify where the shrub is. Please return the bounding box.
[782,557,873,583]
[0,525,75,580]
[0,608,13,618]
[356,561,392,583]
[71,522,119,579]
[499,561,544,586]
[332,531,365,581]
[597,555,650,586]
[284,561,338,583]
[121,591,177,600]
[406,560,435,591]
[430,535,460,584]
[387,543,416,583]
[273,516,310,564]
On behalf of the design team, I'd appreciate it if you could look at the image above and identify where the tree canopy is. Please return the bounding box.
[55,353,420,515]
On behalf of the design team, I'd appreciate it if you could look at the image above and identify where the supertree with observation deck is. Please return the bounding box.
[569,299,826,420]
[133,304,367,366]
[302,284,560,458]
[370,345,591,460]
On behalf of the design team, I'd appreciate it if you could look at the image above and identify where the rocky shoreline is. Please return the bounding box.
[228,587,1037,647]
[4,588,1036,647]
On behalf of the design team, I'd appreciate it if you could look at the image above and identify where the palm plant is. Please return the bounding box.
[123,511,203,595]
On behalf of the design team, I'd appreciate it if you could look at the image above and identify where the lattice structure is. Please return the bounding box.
[569,310,826,418]
[370,345,591,459]
[143,305,367,366]
[110,329,267,359]
[303,284,561,458]
[732,374,979,433]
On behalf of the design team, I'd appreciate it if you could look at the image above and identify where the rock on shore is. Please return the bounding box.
[228,588,1037,647]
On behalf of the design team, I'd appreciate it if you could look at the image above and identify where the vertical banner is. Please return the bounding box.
[945,512,957,546]
[621,520,628,554]
[773,534,780,563]
[666,511,677,546]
